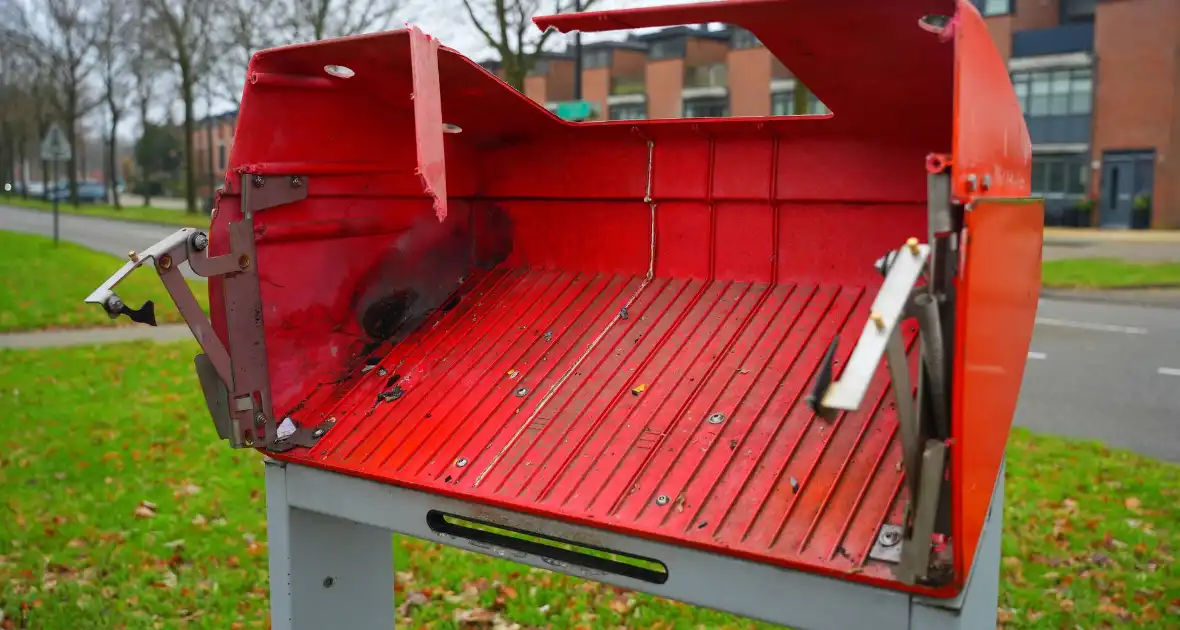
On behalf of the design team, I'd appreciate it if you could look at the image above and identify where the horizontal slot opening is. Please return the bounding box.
[426,511,668,584]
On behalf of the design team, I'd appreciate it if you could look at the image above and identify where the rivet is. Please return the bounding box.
[239,254,251,270]
[708,413,725,425]
[322,576,334,588]
[870,312,885,330]
[252,175,265,188]
[456,457,468,467]
[981,174,992,191]
[290,176,303,188]
[905,237,920,256]
[879,528,901,547]
[158,254,172,270]
[655,495,669,506]
[313,428,325,438]
[966,174,978,192]
[515,387,528,397]
[128,250,139,262]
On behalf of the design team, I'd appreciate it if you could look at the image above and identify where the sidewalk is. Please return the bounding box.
[1043,228,1180,262]
[0,324,191,349]
[1043,227,1180,243]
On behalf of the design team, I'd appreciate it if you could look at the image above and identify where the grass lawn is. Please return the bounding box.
[1,342,1176,628]
[0,194,204,229]
[0,231,208,333]
[1042,258,1180,289]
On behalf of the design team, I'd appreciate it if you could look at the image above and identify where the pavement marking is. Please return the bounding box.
[1035,317,1148,335]
[1027,352,1047,360]
[1159,367,1180,377]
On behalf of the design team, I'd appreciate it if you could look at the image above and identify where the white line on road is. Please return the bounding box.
[1035,317,1148,335]
[1027,352,1047,360]
[1159,367,1180,377]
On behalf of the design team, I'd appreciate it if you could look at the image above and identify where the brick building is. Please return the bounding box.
[192,111,238,199]
[517,0,1180,229]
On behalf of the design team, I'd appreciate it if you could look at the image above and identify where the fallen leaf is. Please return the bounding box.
[133,503,156,519]
[1124,497,1141,512]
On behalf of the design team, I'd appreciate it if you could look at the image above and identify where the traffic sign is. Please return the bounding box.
[40,123,71,161]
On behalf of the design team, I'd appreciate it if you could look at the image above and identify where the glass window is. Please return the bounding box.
[1067,161,1088,194]
[531,60,549,76]
[583,49,611,69]
[771,91,795,116]
[980,0,1010,16]
[1046,161,1066,195]
[732,28,761,50]
[683,97,729,118]
[609,103,648,120]
[1012,77,1029,112]
[1029,74,1050,116]
[649,38,686,60]
[1049,71,1070,115]
[1031,161,1046,195]
[1070,69,1092,114]
[218,145,226,171]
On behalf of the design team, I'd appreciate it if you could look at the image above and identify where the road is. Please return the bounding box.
[1018,298,1180,461]
[3,205,1178,460]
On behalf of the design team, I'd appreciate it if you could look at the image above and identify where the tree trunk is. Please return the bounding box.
[139,94,151,207]
[17,139,27,199]
[181,65,197,214]
[109,116,122,209]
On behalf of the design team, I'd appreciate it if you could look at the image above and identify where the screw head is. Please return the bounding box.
[252,175,265,188]
[105,295,124,313]
[290,176,303,188]
[313,428,325,438]
[254,412,265,427]
[238,254,251,270]
[322,576,334,588]
[708,413,725,425]
[455,457,468,468]
[879,529,901,547]
[515,387,528,397]
[655,494,669,506]
[190,231,209,251]
[966,174,978,192]
[158,254,172,270]
[981,174,992,191]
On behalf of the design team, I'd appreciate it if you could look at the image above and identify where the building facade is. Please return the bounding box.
[518,0,1180,229]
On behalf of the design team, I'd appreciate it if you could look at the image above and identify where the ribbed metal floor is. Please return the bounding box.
[276,266,917,584]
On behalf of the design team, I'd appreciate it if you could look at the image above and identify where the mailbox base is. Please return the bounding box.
[265,459,1004,630]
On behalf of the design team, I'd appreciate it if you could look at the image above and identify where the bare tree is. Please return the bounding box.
[128,3,162,207]
[283,0,403,43]
[143,0,218,214]
[41,0,101,206]
[461,0,601,91]
[97,0,132,209]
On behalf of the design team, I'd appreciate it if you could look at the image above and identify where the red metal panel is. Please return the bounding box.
[409,26,448,222]
[950,198,1042,586]
[952,1,1033,200]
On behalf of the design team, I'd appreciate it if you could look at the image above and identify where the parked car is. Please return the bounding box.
[45,181,107,203]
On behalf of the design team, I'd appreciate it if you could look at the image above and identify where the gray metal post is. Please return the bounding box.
[910,463,1005,630]
[51,158,59,245]
[265,459,395,630]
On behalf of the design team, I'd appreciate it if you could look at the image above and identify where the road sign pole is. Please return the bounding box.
[52,159,59,245]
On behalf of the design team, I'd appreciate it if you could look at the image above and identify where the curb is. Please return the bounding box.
[1,202,204,230]
[1041,288,1180,309]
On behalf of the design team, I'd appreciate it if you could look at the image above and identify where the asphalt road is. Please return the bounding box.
[0,205,201,279]
[3,204,1178,460]
[1018,298,1180,461]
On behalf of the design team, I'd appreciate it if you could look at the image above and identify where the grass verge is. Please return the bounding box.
[1,194,203,228]
[0,230,208,333]
[1042,258,1180,289]
[0,342,1177,628]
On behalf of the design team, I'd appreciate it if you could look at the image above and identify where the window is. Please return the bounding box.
[649,38,686,61]
[683,97,728,118]
[770,90,829,116]
[530,60,549,76]
[976,0,1011,16]
[1061,0,1097,22]
[218,144,227,170]
[583,49,611,69]
[1012,69,1092,116]
[1030,154,1088,198]
[731,28,761,50]
[609,103,648,120]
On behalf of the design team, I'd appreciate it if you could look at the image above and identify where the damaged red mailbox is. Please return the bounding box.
[85,1,1043,628]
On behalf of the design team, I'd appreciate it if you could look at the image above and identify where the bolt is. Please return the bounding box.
[252,175,265,188]
[966,174,978,192]
[128,250,139,262]
[906,237,920,256]
[708,413,725,425]
[515,387,528,397]
[313,428,325,438]
[870,312,885,330]
[105,295,124,314]
[655,495,669,506]
[879,529,901,547]
[239,254,251,270]
[158,254,172,270]
[982,174,992,191]
[190,231,209,251]
[254,412,265,427]
[322,576,334,588]
[455,457,468,468]
[290,176,303,188]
